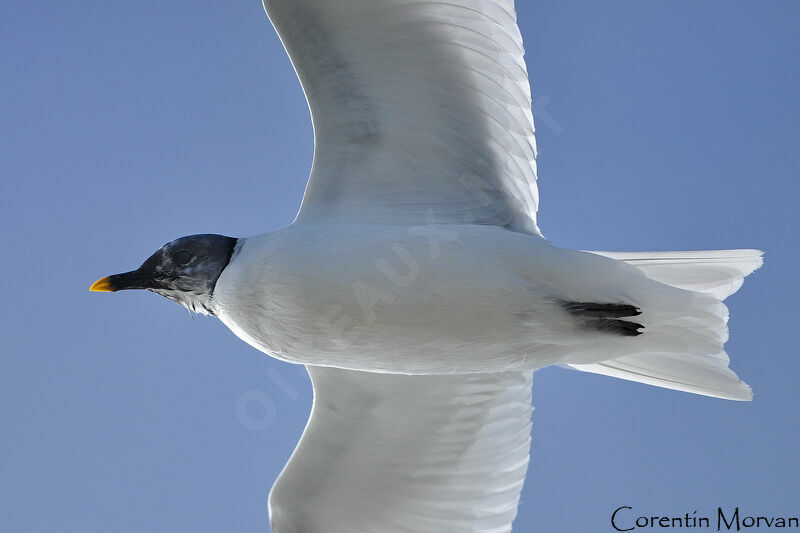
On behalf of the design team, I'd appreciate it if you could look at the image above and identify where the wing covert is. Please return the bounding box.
[263,0,542,235]
[269,367,534,533]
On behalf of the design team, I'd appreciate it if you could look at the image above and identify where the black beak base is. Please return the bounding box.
[90,269,159,292]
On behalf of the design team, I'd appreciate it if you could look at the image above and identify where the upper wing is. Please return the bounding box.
[269,366,534,533]
[263,0,542,236]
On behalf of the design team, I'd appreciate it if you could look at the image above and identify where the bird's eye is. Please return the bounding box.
[174,250,193,266]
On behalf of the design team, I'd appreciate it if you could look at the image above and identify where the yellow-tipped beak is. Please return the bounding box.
[90,276,114,292]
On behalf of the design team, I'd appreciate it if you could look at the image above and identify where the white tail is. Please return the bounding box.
[567,249,763,401]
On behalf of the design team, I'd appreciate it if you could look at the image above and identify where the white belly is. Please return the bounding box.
[213,223,652,373]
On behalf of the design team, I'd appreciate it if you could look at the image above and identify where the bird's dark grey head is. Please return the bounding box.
[91,234,238,315]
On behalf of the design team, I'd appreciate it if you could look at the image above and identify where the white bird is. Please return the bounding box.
[91,0,763,531]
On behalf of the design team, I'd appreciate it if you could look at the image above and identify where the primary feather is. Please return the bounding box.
[269,367,534,533]
[264,0,541,235]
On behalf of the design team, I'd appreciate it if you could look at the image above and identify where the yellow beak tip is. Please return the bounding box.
[90,277,114,292]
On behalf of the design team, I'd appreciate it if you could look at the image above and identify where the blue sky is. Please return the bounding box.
[1,1,798,531]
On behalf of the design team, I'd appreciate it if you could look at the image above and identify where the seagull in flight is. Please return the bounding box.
[91,1,762,531]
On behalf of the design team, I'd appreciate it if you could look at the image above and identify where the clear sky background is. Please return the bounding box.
[1,1,798,532]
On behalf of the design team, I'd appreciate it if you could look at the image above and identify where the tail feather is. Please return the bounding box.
[591,249,763,300]
[567,249,763,401]
[569,352,753,401]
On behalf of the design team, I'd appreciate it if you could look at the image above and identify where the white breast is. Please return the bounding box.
[213,223,647,373]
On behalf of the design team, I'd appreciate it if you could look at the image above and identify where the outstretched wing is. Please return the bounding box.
[269,367,534,533]
[263,0,542,236]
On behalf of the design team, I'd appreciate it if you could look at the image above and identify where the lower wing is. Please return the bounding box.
[269,366,534,533]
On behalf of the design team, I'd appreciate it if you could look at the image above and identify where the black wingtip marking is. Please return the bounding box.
[562,301,644,336]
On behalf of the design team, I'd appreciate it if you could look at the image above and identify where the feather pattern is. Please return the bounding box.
[567,249,764,400]
[231,2,768,531]
[591,249,764,300]
[263,0,541,235]
[269,367,534,533]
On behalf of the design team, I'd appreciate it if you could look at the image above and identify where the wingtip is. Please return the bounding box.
[719,380,753,402]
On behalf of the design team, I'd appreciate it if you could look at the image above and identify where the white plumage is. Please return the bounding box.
[570,249,763,400]
[265,0,541,235]
[215,224,759,399]
[269,368,533,533]
[194,1,764,530]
